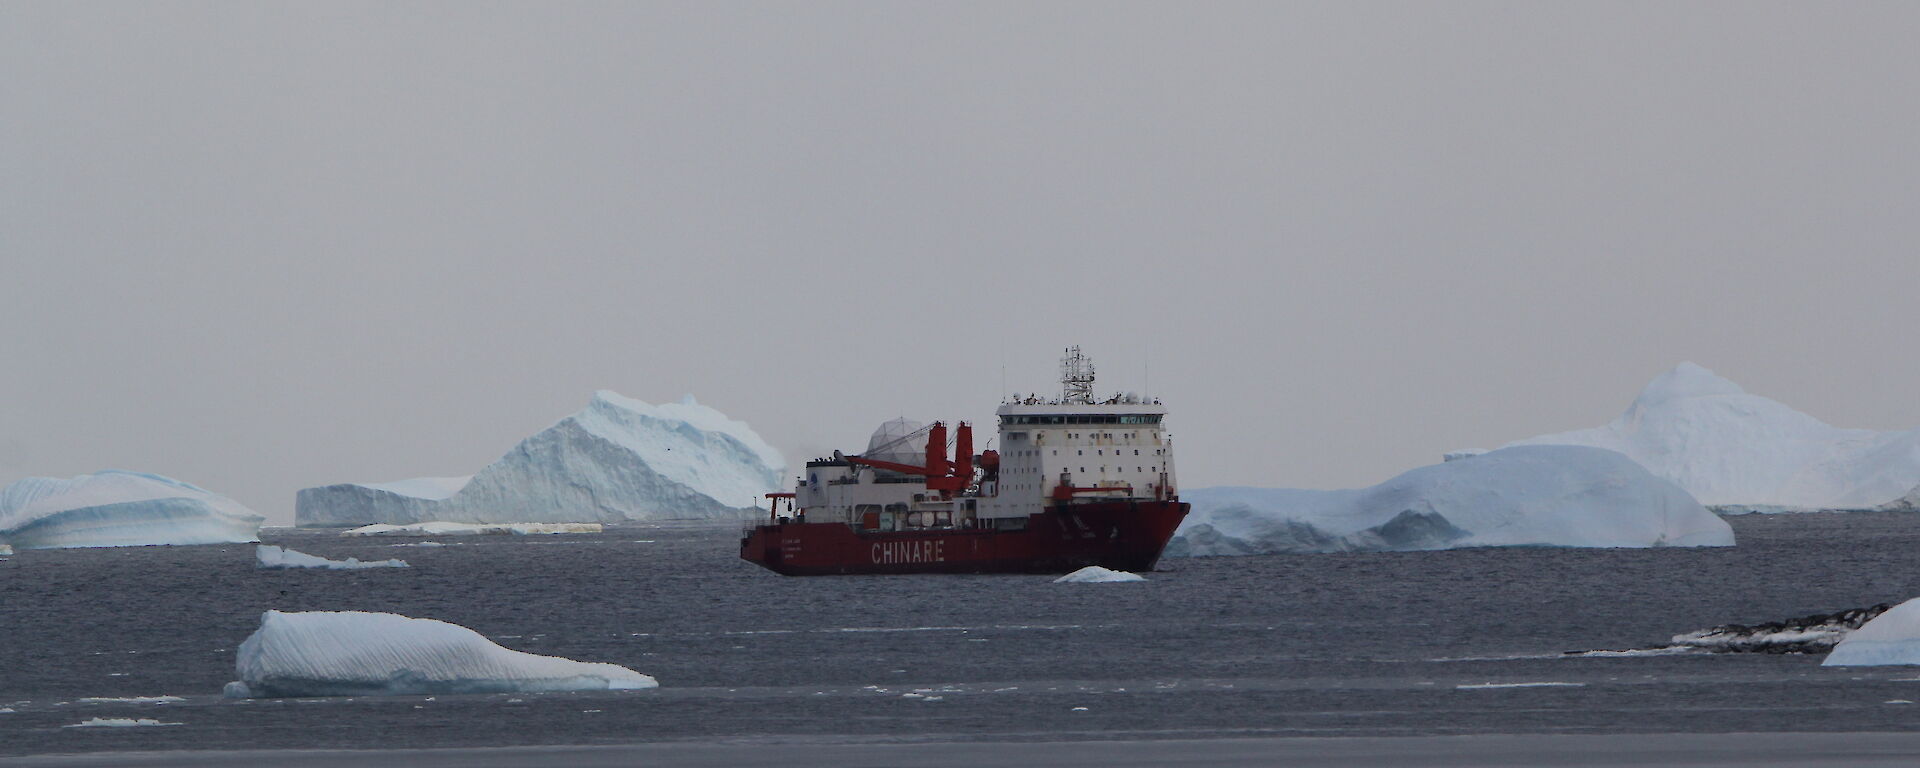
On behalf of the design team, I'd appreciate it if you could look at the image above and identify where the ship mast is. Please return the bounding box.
[1060,345,1095,404]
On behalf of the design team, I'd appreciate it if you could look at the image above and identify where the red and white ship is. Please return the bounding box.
[740,347,1188,575]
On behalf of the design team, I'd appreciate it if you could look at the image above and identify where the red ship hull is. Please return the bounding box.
[739,500,1189,576]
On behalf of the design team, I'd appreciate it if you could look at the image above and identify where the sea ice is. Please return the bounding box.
[1824,598,1920,666]
[1171,445,1731,556]
[64,718,181,728]
[296,392,784,527]
[223,610,658,697]
[0,471,263,550]
[1054,566,1147,583]
[1500,362,1920,509]
[341,522,601,537]
[255,544,408,570]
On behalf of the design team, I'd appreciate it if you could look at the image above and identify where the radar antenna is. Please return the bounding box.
[1060,345,1095,404]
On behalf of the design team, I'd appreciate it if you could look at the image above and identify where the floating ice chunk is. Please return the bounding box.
[1824,598,1920,666]
[223,610,657,697]
[1174,445,1731,556]
[64,718,181,727]
[342,522,602,537]
[255,545,408,570]
[296,392,785,527]
[0,544,11,556]
[0,471,262,550]
[1499,362,1920,509]
[1054,566,1147,583]
[74,696,184,704]
[390,541,451,548]
[1455,682,1585,690]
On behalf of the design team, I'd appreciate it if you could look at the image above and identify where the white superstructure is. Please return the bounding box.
[789,347,1177,532]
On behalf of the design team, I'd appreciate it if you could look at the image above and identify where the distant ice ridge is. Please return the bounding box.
[1170,445,1731,556]
[1501,362,1920,509]
[0,471,263,550]
[256,544,408,570]
[223,610,658,697]
[342,522,601,537]
[296,392,785,527]
[1054,566,1146,583]
[1825,598,1920,666]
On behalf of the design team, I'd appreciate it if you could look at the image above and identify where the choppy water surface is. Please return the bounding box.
[6,512,1920,756]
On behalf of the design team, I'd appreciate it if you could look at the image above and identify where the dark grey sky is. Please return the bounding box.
[6,2,1919,524]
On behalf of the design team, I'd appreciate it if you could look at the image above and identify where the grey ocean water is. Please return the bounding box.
[5,512,1920,758]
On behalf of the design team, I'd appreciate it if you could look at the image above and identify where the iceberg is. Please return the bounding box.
[1054,566,1146,583]
[255,544,408,570]
[1824,598,1920,666]
[296,392,785,527]
[0,471,263,550]
[1502,363,1920,509]
[1171,445,1732,556]
[341,522,601,537]
[1880,485,1920,512]
[223,610,658,697]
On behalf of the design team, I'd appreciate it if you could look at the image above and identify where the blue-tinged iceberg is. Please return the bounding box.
[1502,362,1920,509]
[1823,598,1920,667]
[223,610,657,697]
[0,471,264,550]
[296,392,785,527]
[1170,445,1732,556]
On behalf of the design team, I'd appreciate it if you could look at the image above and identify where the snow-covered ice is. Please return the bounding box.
[1054,566,1147,583]
[255,544,408,570]
[64,718,181,728]
[341,522,602,537]
[1501,362,1920,509]
[1824,598,1920,666]
[0,471,263,550]
[1171,445,1731,556]
[223,610,658,697]
[74,696,185,704]
[297,392,784,527]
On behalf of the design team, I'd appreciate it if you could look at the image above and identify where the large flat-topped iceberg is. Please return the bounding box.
[297,392,785,527]
[1171,445,1732,556]
[1823,598,1920,666]
[0,471,263,550]
[1503,363,1920,509]
[224,610,657,697]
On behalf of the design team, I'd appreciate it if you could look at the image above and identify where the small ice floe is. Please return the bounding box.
[64,717,181,728]
[1455,682,1585,690]
[0,543,13,556]
[1053,566,1146,583]
[342,522,602,537]
[223,610,657,697]
[1071,706,1090,711]
[75,696,184,705]
[255,545,408,570]
[390,541,450,548]
[1826,598,1920,666]
[1887,700,1914,705]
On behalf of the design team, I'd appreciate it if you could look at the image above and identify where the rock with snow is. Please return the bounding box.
[296,392,785,527]
[1824,598,1920,666]
[1054,566,1146,583]
[223,610,658,697]
[255,544,408,570]
[1503,362,1920,509]
[1170,445,1732,556]
[1880,485,1920,512]
[0,471,263,550]
[341,522,601,537]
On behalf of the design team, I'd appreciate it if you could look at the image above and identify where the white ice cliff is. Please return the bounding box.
[0,471,263,550]
[1824,598,1920,667]
[1170,445,1732,556]
[1503,363,1920,509]
[255,544,408,570]
[296,392,785,527]
[223,610,658,697]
